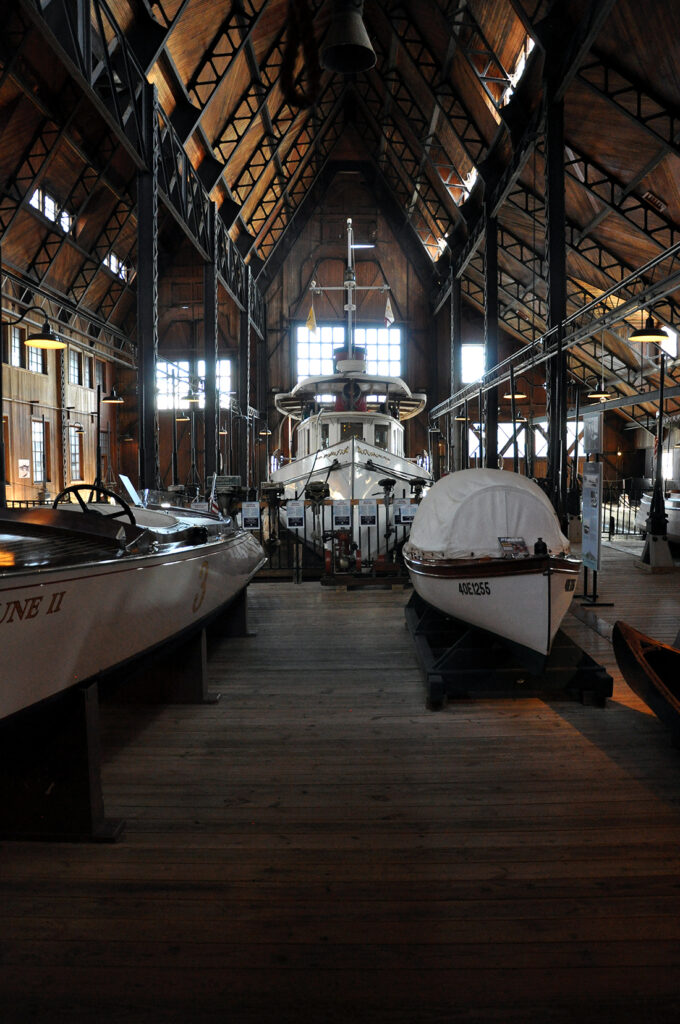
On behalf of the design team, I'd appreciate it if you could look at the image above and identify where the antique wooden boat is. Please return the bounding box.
[0,486,266,721]
[403,469,581,667]
[634,491,680,541]
[612,620,680,741]
[270,350,432,562]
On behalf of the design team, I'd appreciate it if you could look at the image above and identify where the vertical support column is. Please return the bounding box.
[450,272,463,471]
[137,83,160,490]
[545,95,568,523]
[204,203,218,481]
[0,245,6,507]
[484,209,499,469]
[239,284,251,487]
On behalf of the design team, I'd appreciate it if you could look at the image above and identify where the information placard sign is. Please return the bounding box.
[358,499,377,526]
[332,499,351,529]
[395,501,416,524]
[241,501,261,530]
[286,499,304,529]
[582,461,603,571]
[583,412,603,455]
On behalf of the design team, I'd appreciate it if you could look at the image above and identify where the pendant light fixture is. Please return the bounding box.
[101,386,124,404]
[588,330,611,401]
[629,312,668,344]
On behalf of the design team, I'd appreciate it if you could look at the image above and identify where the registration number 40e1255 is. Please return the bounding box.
[458,581,490,596]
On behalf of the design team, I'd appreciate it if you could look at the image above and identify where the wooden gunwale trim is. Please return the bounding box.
[403,554,582,580]
[613,620,680,710]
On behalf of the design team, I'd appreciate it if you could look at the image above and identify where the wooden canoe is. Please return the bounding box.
[612,620,680,742]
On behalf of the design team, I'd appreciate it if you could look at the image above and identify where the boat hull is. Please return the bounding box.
[0,531,265,721]
[612,620,680,740]
[403,552,581,660]
[634,492,680,541]
[271,437,430,560]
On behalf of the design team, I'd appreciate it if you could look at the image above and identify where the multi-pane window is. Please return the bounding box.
[32,420,46,483]
[95,360,106,390]
[461,344,485,384]
[566,421,584,454]
[10,325,23,368]
[355,327,401,377]
[103,251,129,282]
[69,348,83,385]
[295,324,402,382]
[156,359,232,409]
[27,345,46,374]
[69,426,83,481]
[296,325,343,381]
[83,356,93,389]
[534,424,548,458]
[498,422,526,458]
[29,187,72,233]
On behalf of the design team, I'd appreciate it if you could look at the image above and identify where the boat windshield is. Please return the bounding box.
[374,424,389,450]
[340,421,364,440]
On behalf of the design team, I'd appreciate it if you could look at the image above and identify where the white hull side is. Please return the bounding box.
[0,532,265,720]
[635,494,680,541]
[408,569,577,657]
[271,437,430,557]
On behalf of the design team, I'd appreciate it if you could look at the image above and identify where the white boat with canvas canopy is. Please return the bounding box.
[403,469,581,666]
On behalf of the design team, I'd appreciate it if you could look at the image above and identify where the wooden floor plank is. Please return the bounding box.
[2,542,680,1022]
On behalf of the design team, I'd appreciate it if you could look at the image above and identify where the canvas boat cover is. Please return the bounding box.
[406,469,570,560]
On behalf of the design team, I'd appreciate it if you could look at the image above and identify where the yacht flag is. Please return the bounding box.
[384,295,394,327]
[306,303,317,336]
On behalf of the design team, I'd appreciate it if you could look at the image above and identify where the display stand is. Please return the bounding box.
[0,591,255,841]
[405,593,613,711]
[578,566,614,607]
[0,683,124,842]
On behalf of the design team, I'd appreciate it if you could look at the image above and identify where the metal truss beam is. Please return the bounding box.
[561,144,680,252]
[27,0,263,320]
[185,1,266,111]
[371,0,486,170]
[357,77,454,258]
[246,80,346,261]
[435,0,513,114]
[577,53,680,160]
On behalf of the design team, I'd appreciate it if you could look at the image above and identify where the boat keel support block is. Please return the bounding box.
[405,593,613,711]
[0,682,124,842]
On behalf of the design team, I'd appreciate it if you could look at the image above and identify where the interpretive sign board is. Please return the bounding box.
[286,500,304,529]
[333,499,351,529]
[358,499,377,526]
[583,412,603,455]
[582,461,603,571]
[395,501,416,524]
[241,501,261,530]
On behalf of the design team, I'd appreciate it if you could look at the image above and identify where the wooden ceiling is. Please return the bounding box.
[2,0,680,424]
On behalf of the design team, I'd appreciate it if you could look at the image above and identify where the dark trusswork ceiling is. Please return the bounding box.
[2,0,680,425]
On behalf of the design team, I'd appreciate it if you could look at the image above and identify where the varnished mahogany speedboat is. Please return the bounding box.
[612,620,680,742]
[0,484,265,721]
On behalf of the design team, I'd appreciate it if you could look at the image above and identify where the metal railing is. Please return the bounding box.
[600,479,645,539]
[253,498,416,582]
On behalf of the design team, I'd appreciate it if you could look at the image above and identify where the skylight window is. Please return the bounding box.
[501,36,535,106]
[461,343,485,384]
[660,326,677,359]
[29,187,72,233]
[103,251,129,282]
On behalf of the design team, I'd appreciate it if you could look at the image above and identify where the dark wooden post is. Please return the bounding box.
[137,82,160,490]
[484,209,499,468]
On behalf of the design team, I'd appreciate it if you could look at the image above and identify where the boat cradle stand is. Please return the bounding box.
[405,593,613,711]
[0,589,254,843]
